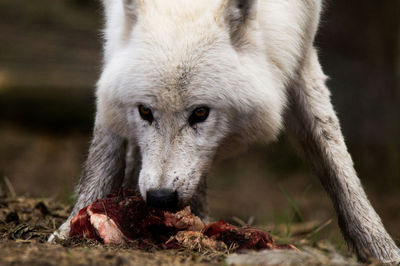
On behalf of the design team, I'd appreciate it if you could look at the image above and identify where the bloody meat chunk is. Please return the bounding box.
[203,220,297,251]
[69,189,297,252]
[69,189,204,244]
[70,189,177,244]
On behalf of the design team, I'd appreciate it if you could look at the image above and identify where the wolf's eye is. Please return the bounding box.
[189,107,210,126]
[138,105,154,124]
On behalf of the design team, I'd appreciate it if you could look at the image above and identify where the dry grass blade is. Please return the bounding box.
[301,219,332,241]
[231,216,255,226]
[232,216,246,226]
[3,176,16,198]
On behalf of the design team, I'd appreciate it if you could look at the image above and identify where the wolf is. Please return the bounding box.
[50,0,400,263]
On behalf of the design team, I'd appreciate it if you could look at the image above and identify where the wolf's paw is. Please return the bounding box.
[48,221,70,242]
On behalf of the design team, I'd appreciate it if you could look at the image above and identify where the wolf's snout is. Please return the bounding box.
[146,189,179,212]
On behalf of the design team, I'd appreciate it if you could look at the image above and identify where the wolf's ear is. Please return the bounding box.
[225,0,257,45]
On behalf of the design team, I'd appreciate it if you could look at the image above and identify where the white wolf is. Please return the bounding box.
[50,0,400,263]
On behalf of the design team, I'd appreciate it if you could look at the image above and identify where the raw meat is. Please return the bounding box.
[69,189,297,252]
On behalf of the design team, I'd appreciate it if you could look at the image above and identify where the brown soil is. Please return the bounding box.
[0,195,363,266]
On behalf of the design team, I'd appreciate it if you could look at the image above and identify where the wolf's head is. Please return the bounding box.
[97,0,319,211]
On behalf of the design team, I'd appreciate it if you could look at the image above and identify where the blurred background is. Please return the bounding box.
[0,0,399,247]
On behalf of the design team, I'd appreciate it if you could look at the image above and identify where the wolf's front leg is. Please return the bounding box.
[286,48,400,263]
[49,125,126,241]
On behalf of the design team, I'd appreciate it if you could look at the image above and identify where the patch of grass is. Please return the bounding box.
[279,185,305,223]
[272,185,306,238]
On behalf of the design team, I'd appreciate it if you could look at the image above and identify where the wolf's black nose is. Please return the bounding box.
[146,189,178,212]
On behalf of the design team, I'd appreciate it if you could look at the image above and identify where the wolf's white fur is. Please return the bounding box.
[96,0,319,199]
[49,0,400,263]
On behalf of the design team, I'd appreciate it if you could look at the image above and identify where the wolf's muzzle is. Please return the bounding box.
[146,189,179,212]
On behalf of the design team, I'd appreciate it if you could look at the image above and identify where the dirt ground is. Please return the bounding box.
[0,195,369,266]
